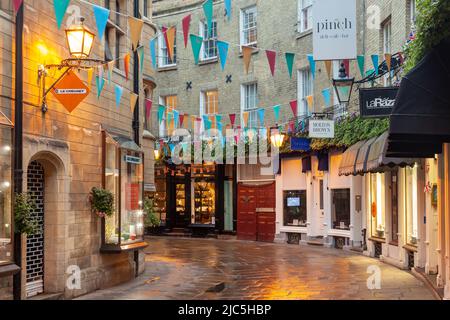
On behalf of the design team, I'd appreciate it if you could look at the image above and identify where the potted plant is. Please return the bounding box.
[376,225,385,238]
[90,187,114,218]
[144,198,161,235]
[14,193,39,235]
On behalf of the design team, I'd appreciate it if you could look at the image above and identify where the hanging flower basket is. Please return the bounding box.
[90,187,114,218]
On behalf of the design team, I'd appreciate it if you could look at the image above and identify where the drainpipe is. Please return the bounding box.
[13,2,24,300]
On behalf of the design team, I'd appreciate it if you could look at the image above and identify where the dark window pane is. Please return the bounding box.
[283,190,307,227]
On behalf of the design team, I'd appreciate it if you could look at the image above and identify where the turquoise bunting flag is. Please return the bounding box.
[93,4,110,41]
[190,34,203,65]
[53,0,70,29]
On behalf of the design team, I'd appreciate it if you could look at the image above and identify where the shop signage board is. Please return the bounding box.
[124,155,142,164]
[290,137,311,152]
[313,0,357,60]
[309,120,335,138]
[51,71,90,113]
[359,87,398,118]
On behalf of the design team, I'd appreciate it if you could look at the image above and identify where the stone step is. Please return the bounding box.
[28,293,64,300]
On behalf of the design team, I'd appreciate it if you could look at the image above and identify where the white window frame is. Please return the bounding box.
[240,6,258,48]
[382,20,392,86]
[240,83,258,128]
[199,20,218,61]
[297,68,313,116]
[298,0,313,33]
[159,95,177,137]
[200,90,219,133]
[158,31,177,68]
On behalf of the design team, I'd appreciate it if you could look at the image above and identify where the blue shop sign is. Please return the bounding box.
[290,137,311,152]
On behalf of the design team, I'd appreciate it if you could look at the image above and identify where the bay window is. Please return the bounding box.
[283,190,307,227]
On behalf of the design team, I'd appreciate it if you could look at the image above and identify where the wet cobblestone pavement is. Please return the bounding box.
[78,237,435,300]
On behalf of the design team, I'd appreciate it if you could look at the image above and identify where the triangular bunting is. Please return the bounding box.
[92,4,109,41]
[306,95,314,111]
[114,85,124,108]
[285,53,295,79]
[258,109,265,126]
[173,110,180,128]
[273,105,280,123]
[322,88,331,107]
[150,38,157,69]
[128,17,144,50]
[385,53,392,71]
[86,68,94,89]
[307,54,315,78]
[107,61,114,84]
[190,34,203,65]
[182,15,191,48]
[13,0,23,13]
[130,93,138,113]
[357,55,365,78]
[217,41,229,71]
[225,0,232,21]
[242,46,254,74]
[158,105,166,124]
[179,113,185,127]
[137,46,145,74]
[242,112,249,128]
[265,50,276,77]
[166,27,176,61]
[203,0,213,37]
[145,99,153,120]
[229,114,236,127]
[324,60,332,79]
[290,100,298,118]
[343,60,350,77]
[371,55,379,75]
[95,76,105,99]
[124,54,130,80]
[53,0,70,29]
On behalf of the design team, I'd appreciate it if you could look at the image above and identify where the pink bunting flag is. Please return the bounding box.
[182,15,191,48]
[145,99,153,119]
[179,113,185,127]
[13,0,23,12]
[265,50,276,76]
[289,121,295,133]
[162,26,169,51]
[290,100,298,118]
[229,114,236,127]
[344,59,350,77]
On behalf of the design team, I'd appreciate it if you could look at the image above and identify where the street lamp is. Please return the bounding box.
[270,127,286,149]
[154,148,161,161]
[65,17,95,59]
[333,63,355,104]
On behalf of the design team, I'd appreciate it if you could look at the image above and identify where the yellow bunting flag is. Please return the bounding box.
[324,60,332,79]
[306,95,314,111]
[128,17,144,50]
[242,46,254,74]
[86,68,94,89]
[107,60,114,84]
[243,112,249,127]
[130,92,138,113]
[166,26,176,61]
[124,53,130,80]
[385,53,392,71]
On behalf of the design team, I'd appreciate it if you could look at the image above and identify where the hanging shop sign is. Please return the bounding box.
[313,0,357,61]
[124,155,142,164]
[51,71,90,113]
[309,120,335,138]
[359,87,398,118]
[290,137,311,152]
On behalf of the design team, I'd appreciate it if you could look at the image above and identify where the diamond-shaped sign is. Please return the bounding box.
[51,71,90,113]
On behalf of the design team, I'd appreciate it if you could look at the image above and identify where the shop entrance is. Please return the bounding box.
[237,183,276,242]
[175,182,187,228]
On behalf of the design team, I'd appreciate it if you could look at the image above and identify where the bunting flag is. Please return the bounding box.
[86,68,94,89]
[385,53,392,71]
[273,105,280,123]
[225,0,232,20]
[289,121,295,134]
[203,0,213,37]
[130,93,138,113]
[150,38,157,69]
[128,17,144,50]
[307,54,316,78]
[229,114,236,127]
[158,105,165,124]
[306,95,314,111]
[145,99,152,120]
[107,61,114,84]
[217,121,223,133]
[166,27,177,60]
[343,59,350,77]
[179,113,185,127]
[92,4,109,40]
[173,110,180,128]
[290,100,298,118]
[324,60,332,79]
[182,15,191,48]
[137,46,145,74]
[13,0,23,13]
[258,109,265,126]
[190,34,203,65]
[95,76,105,99]
[217,41,229,71]
[371,54,379,75]
[242,46,254,74]
[285,53,295,79]
[242,112,249,128]
[53,0,70,29]
[265,50,276,77]
[98,64,104,80]
[167,113,173,130]
[322,88,331,108]
[114,85,123,108]
[124,54,130,80]
[357,55,365,78]
[216,114,223,124]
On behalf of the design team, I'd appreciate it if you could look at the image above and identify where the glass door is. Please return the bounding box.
[175,183,186,227]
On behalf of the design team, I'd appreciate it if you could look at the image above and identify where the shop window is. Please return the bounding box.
[404,165,419,245]
[370,173,385,238]
[102,132,146,252]
[0,121,13,265]
[153,165,167,225]
[331,189,350,230]
[283,190,307,227]
[390,170,399,244]
[191,164,216,225]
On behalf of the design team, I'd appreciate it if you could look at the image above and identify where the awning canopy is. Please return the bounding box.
[113,135,142,152]
[355,137,377,175]
[338,140,366,176]
[387,37,450,158]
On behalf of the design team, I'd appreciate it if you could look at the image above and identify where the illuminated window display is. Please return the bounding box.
[283,190,307,227]
[102,132,146,252]
[370,173,385,238]
[331,189,351,230]
[153,165,167,225]
[192,165,216,225]
[404,165,419,245]
[0,121,13,265]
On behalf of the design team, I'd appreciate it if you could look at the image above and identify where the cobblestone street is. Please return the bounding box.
[77,237,435,300]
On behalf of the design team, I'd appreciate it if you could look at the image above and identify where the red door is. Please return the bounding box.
[237,183,276,242]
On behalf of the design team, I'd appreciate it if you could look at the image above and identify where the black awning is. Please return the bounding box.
[302,156,312,173]
[388,37,450,157]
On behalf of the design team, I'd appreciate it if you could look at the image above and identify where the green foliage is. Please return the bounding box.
[404,0,450,73]
[14,193,39,235]
[90,187,114,217]
[143,198,161,228]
